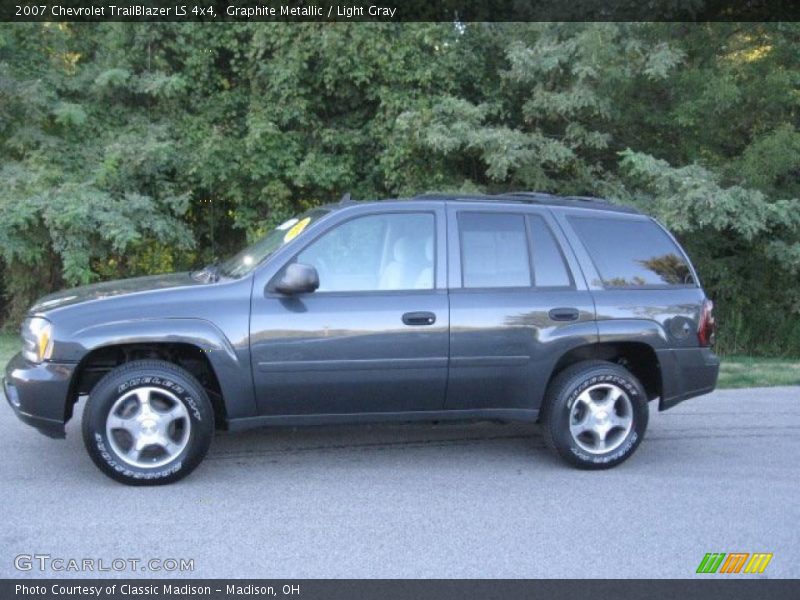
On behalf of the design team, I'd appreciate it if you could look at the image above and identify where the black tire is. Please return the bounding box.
[82,360,214,485]
[541,360,648,469]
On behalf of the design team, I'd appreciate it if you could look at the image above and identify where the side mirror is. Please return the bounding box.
[273,263,319,295]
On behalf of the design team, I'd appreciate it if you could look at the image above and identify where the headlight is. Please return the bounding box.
[21,317,54,363]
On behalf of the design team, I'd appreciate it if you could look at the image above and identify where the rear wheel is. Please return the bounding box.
[82,360,214,485]
[541,360,648,469]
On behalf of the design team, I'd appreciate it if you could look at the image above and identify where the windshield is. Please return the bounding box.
[219,208,328,278]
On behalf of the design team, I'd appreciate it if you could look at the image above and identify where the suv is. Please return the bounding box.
[3,193,719,485]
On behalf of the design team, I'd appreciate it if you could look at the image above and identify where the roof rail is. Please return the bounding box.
[501,191,611,205]
[399,191,639,214]
[498,191,557,201]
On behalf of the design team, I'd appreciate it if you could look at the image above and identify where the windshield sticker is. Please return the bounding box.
[276,218,299,231]
[283,217,311,243]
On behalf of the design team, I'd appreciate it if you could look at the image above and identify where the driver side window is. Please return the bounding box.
[296,213,435,293]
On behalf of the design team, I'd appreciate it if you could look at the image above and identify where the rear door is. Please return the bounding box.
[445,204,597,412]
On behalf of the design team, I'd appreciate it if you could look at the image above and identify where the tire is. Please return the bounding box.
[82,360,214,485]
[541,360,648,469]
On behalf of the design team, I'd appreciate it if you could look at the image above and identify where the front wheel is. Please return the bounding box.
[82,360,214,485]
[541,360,648,469]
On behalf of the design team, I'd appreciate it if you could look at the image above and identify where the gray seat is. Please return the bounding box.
[379,237,413,290]
[379,236,433,290]
[413,236,434,289]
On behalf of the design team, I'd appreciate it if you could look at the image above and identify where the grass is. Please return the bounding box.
[0,332,797,389]
[0,332,17,368]
[717,355,800,389]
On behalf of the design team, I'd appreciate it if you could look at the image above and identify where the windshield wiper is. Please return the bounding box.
[192,262,221,283]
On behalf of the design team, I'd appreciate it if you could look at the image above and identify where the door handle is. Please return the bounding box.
[549,307,580,322]
[402,311,436,326]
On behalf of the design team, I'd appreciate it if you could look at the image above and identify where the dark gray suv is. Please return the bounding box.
[3,192,719,484]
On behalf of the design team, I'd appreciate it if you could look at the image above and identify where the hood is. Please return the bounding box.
[30,272,203,313]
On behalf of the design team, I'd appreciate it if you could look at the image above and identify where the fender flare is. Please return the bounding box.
[535,319,666,408]
[595,318,670,349]
[66,318,257,420]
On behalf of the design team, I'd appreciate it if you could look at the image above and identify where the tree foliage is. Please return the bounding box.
[1,22,798,355]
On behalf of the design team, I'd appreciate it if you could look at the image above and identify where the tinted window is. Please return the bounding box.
[569,216,694,287]
[459,213,531,288]
[297,213,434,292]
[528,215,572,288]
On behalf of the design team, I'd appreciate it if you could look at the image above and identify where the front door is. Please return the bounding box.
[250,205,449,416]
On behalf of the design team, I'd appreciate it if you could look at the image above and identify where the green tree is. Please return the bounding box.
[1,22,798,356]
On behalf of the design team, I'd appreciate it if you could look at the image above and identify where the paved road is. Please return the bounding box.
[1,386,798,579]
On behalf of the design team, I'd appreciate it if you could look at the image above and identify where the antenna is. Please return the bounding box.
[340,192,352,203]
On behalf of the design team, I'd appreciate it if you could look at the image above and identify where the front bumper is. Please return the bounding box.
[657,347,720,411]
[3,352,75,438]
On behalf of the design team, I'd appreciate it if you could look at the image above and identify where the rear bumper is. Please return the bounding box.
[657,347,720,411]
[3,352,74,438]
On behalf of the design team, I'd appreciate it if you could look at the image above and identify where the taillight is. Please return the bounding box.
[698,299,716,347]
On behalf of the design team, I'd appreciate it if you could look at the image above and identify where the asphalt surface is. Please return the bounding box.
[1,386,798,579]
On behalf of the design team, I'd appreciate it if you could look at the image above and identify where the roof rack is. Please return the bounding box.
[409,191,638,214]
[499,191,612,205]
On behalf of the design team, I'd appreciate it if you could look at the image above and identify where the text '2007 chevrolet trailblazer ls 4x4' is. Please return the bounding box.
[3,193,719,485]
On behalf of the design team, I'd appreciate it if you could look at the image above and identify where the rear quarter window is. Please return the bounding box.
[528,215,573,288]
[568,215,695,288]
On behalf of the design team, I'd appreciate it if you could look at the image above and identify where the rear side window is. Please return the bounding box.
[459,213,531,288]
[569,216,695,287]
[528,215,572,288]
